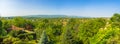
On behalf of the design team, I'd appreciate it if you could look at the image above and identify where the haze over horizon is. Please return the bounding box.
[0,0,120,17]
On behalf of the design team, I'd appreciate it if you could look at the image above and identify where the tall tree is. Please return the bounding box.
[111,13,120,22]
[38,30,48,44]
[111,13,120,28]
[0,20,6,37]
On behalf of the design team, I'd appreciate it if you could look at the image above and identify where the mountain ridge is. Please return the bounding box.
[4,15,85,18]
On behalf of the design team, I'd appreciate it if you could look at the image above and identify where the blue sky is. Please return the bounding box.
[0,0,120,17]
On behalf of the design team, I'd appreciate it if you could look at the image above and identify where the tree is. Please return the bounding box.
[79,18,107,44]
[61,26,74,44]
[38,30,48,44]
[12,17,26,28]
[111,13,120,22]
[0,20,7,37]
[111,13,120,28]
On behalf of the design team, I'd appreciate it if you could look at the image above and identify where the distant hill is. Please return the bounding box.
[23,15,68,18]
[23,15,86,18]
[3,15,86,19]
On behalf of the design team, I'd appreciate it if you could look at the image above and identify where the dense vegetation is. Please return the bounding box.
[0,13,120,44]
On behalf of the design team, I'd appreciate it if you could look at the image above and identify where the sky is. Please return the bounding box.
[0,0,120,17]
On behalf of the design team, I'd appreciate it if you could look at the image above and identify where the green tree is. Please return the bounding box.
[111,13,120,28]
[61,26,73,44]
[111,13,120,22]
[38,30,48,44]
[0,20,7,37]
[12,17,26,28]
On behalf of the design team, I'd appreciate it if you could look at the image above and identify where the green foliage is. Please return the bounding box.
[0,14,120,44]
[111,13,120,28]
[0,20,7,37]
[3,36,20,44]
[0,20,2,27]
[111,13,120,22]
[38,30,48,44]
[61,29,73,44]
[12,17,27,28]
[78,18,107,44]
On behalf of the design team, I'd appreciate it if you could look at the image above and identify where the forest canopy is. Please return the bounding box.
[0,13,120,44]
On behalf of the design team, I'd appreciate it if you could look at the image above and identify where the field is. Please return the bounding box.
[0,13,120,44]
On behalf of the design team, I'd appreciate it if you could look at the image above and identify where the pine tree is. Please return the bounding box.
[38,30,48,44]
[0,20,2,37]
[0,20,6,37]
[61,27,73,44]
[0,20,4,37]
